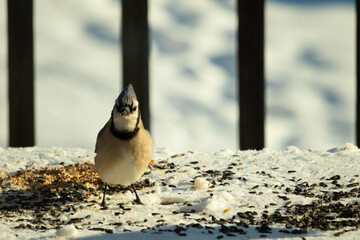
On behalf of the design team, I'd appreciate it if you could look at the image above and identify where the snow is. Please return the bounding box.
[344,142,358,151]
[0,0,356,151]
[0,146,94,173]
[56,224,79,238]
[203,191,235,216]
[194,177,209,190]
[0,144,359,239]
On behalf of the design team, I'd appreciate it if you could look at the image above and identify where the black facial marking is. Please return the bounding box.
[115,104,121,112]
[115,103,137,116]
[110,110,141,140]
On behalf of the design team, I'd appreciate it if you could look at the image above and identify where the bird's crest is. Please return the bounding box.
[117,84,137,106]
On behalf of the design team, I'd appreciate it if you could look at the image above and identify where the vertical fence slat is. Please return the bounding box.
[358,0,360,146]
[7,0,35,147]
[357,0,360,145]
[122,0,150,131]
[238,0,265,150]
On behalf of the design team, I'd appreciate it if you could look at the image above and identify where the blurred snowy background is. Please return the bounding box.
[0,0,356,152]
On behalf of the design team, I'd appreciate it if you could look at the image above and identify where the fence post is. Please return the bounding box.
[7,0,35,147]
[122,0,150,131]
[357,0,360,145]
[237,0,265,150]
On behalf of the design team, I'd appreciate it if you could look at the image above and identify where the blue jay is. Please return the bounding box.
[94,84,153,206]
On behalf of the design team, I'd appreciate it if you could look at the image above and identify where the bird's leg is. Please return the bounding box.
[132,184,143,205]
[101,183,108,207]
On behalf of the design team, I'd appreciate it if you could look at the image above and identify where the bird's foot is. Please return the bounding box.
[134,198,143,205]
[131,184,143,205]
[101,198,107,208]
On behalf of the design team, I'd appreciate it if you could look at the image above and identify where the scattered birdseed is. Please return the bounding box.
[1,150,360,239]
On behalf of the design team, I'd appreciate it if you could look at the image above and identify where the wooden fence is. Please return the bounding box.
[6,0,358,150]
[7,0,35,147]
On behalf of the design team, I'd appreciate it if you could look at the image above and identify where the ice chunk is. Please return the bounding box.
[194,177,209,190]
[344,143,358,151]
[56,224,78,238]
[286,145,302,154]
[204,192,234,215]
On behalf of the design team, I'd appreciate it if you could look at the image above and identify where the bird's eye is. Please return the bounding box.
[132,106,137,112]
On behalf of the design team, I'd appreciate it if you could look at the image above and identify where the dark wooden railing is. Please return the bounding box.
[6,0,358,150]
[357,0,360,145]
[7,0,35,147]
[122,0,150,131]
[238,0,265,150]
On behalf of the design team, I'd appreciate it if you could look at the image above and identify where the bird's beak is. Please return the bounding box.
[115,104,130,116]
[119,105,130,116]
